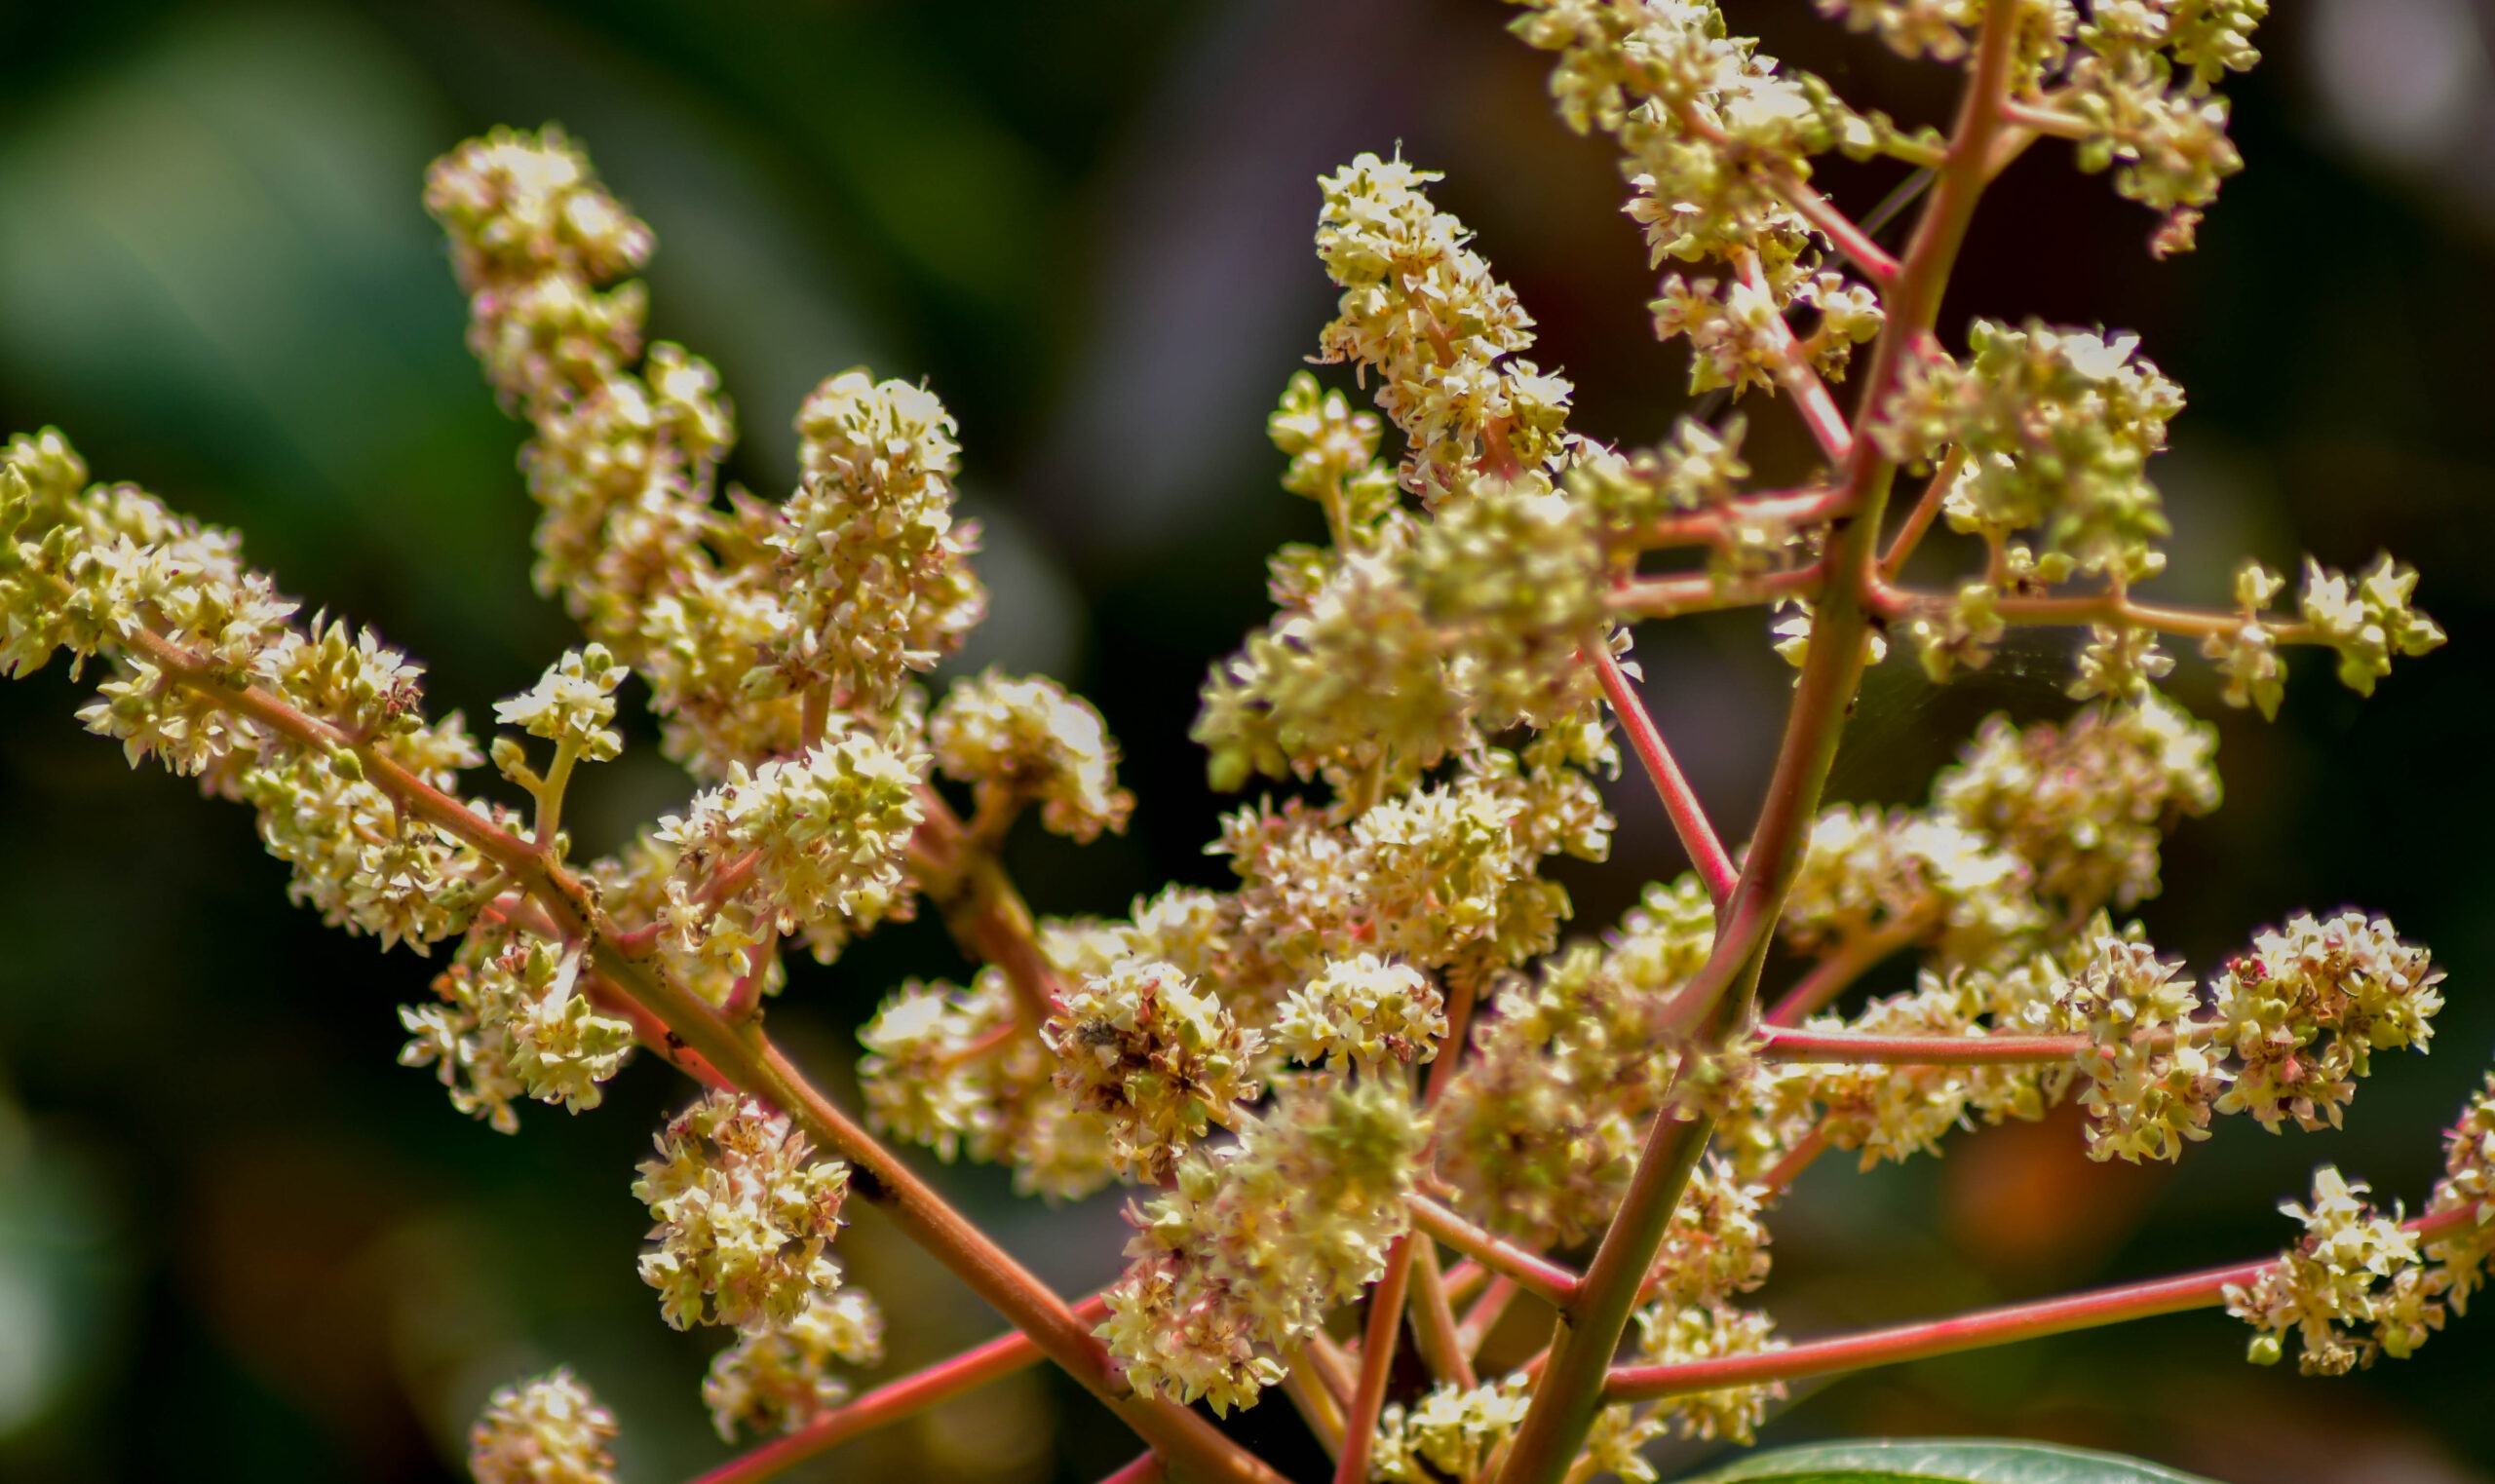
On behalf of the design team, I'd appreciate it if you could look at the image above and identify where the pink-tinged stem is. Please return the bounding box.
[1736,250,1856,467]
[1876,448,1963,580]
[1608,563,1825,619]
[1635,487,1850,551]
[1778,179,1902,287]
[1098,1452,1166,1484]
[1407,1197,1582,1311]
[1866,578,2318,645]
[1758,1126,1829,1195]
[1335,1233,1419,1484]
[687,1296,1109,1484]
[1755,1027,2091,1065]
[1765,916,1932,1027]
[1410,1239,1479,1390]
[1608,1206,2476,1404]
[1459,1275,1522,1360]
[1591,643,1739,907]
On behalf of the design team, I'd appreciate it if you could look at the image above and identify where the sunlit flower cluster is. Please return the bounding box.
[633,1091,854,1333]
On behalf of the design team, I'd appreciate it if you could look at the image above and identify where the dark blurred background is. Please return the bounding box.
[2,0,2493,1479]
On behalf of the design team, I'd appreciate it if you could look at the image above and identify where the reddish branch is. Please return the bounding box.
[688,1296,1110,1484]
[1591,643,1739,907]
[1755,1027,2091,1065]
[1607,1205,2475,1404]
[1408,1196,1584,1311]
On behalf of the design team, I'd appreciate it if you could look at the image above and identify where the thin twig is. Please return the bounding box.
[1609,1205,2474,1403]
[1755,1027,2091,1065]
[1406,1197,1583,1311]
[1764,914,1934,1027]
[686,1296,1109,1484]
[1591,643,1738,908]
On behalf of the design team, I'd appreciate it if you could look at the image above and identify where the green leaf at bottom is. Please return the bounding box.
[1679,1438,2221,1484]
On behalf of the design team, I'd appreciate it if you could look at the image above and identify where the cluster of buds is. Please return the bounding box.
[701,1288,885,1440]
[655,724,927,971]
[931,669,1134,843]
[2227,1167,2435,1375]
[1041,959,1264,1182]
[633,1091,855,1333]
[1099,1079,1427,1413]
[467,1368,619,1484]
[399,935,634,1133]
[754,370,985,714]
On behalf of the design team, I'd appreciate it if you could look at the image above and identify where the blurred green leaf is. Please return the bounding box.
[1681,1438,2220,1484]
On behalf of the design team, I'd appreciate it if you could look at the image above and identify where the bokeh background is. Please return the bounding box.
[2,0,2494,1479]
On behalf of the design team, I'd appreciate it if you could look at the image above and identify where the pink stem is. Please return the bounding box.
[1755,1027,2091,1065]
[687,1296,1110,1484]
[1608,1206,2475,1404]
[1591,643,1739,907]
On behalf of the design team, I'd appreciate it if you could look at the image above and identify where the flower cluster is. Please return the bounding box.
[655,725,927,970]
[931,669,1134,843]
[2057,0,2267,246]
[1099,1079,1426,1413]
[4,431,504,955]
[1042,959,1263,1182]
[755,370,985,712]
[399,934,635,1133]
[468,1368,619,1484]
[494,643,625,768]
[2227,1166,2434,1375]
[1436,876,1714,1245]
[858,967,1118,1200]
[2299,553,2445,698]
[1273,954,1446,1071]
[2053,926,2222,1162]
[1934,692,2219,923]
[1781,804,2039,966]
[1196,369,1613,790]
[2209,911,2442,1132]
[1372,1372,1534,1484]
[1878,322,2184,584]
[1313,152,1574,494]
[702,1287,885,1440]
[2425,1076,2495,1312]
[633,1091,854,1333]
[425,128,784,776]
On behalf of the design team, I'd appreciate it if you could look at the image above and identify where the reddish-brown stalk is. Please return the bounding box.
[1459,1275,1522,1359]
[1755,1027,2092,1065]
[1876,448,1964,580]
[1734,249,1856,467]
[1407,1196,1583,1310]
[1493,8,2024,1479]
[1634,486,1848,551]
[1606,1205,2475,1404]
[686,1295,1111,1484]
[1764,914,1935,1027]
[1592,642,1738,906]
[1867,576,2316,644]
[1098,1451,1167,1484]
[1609,562,1824,619]
[1334,1232,1419,1484]
[1410,1239,1481,1390]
